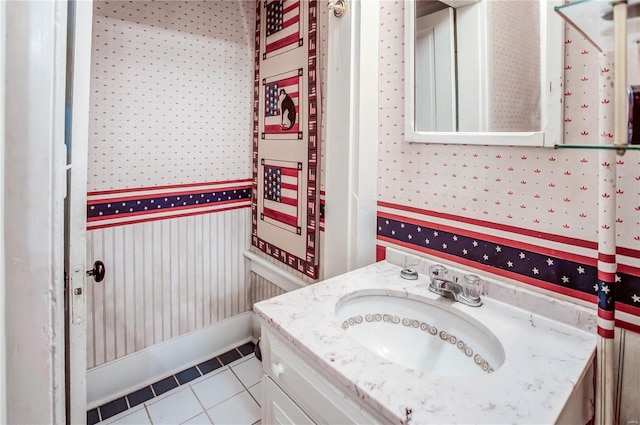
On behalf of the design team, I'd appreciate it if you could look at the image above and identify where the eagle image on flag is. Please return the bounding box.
[264,0,301,58]
[262,160,301,234]
[263,69,301,138]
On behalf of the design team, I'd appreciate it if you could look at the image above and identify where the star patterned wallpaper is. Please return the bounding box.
[376,1,640,328]
[86,0,255,227]
[88,0,254,192]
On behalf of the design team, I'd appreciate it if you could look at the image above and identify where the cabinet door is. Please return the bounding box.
[264,377,315,425]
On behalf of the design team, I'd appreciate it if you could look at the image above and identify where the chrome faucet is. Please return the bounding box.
[428,265,482,307]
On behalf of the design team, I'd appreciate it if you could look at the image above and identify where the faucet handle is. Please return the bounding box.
[428,264,448,281]
[463,274,483,301]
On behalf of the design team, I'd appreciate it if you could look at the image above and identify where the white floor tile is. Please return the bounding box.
[230,357,263,388]
[146,387,204,425]
[247,383,262,408]
[207,392,261,425]
[181,412,213,425]
[104,407,151,425]
[191,369,245,409]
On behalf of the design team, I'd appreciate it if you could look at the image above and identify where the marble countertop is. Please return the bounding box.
[254,252,597,424]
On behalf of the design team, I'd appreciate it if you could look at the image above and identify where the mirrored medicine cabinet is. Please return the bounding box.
[554,0,640,152]
[404,0,564,146]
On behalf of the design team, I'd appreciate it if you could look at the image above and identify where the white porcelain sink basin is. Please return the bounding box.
[335,292,505,377]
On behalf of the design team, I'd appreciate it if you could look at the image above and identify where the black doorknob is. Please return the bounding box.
[87,261,105,283]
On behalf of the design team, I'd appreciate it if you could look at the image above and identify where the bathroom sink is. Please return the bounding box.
[335,292,505,377]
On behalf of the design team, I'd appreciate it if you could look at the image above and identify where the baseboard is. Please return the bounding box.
[86,311,254,409]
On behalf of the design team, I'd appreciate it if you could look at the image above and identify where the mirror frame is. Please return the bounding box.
[404,0,564,146]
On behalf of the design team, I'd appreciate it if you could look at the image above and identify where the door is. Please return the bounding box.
[64,0,94,422]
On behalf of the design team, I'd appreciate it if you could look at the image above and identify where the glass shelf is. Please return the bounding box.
[555,144,640,151]
[555,0,640,52]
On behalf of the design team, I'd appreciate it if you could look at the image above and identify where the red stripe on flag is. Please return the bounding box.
[283,1,300,15]
[264,207,297,227]
[279,196,297,206]
[282,15,299,31]
[281,183,297,191]
[277,90,299,100]
[277,76,299,89]
[266,32,300,53]
[264,123,300,133]
[280,167,298,177]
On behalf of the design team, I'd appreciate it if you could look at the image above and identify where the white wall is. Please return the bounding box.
[3,1,67,423]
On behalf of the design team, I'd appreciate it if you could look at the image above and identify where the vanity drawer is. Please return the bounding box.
[264,377,315,425]
[262,328,386,425]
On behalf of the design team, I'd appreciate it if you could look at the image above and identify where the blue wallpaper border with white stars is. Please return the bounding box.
[377,215,640,311]
[88,188,252,220]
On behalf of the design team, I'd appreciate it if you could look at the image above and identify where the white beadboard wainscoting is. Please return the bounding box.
[84,207,329,406]
[245,249,316,340]
[250,273,286,305]
[249,273,286,340]
[85,208,252,369]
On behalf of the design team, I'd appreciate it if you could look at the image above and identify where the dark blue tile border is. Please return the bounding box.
[237,341,256,356]
[197,357,223,375]
[151,376,179,396]
[219,348,242,365]
[127,386,154,408]
[175,366,202,385]
[87,408,100,425]
[99,397,128,421]
[91,341,257,421]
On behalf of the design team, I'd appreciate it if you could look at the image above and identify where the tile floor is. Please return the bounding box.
[90,344,263,425]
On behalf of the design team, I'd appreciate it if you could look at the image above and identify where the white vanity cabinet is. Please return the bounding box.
[260,327,388,425]
[254,257,597,424]
[263,378,314,425]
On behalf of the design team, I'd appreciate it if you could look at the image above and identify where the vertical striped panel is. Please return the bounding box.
[86,208,252,369]
[250,272,286,305]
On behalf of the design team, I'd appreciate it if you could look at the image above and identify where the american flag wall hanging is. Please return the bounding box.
[252,0,319,279]
[262,69,303,139]
[261,159,302,234]
[264,0,302,59]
